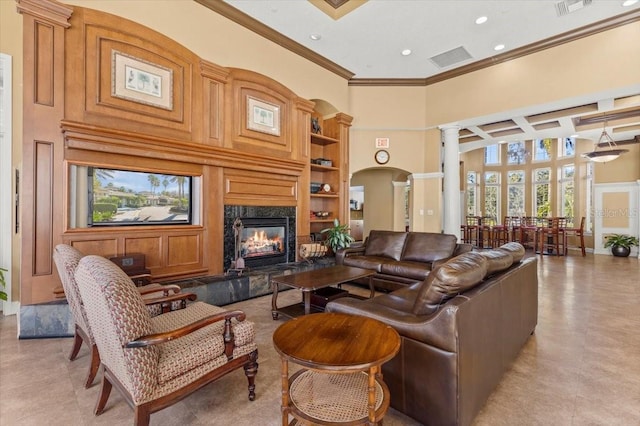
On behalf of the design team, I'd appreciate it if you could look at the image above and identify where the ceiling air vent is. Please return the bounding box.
[555,0,593,17]
[430,46,472,69]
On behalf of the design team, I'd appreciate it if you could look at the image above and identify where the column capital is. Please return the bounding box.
[438,124,461,132]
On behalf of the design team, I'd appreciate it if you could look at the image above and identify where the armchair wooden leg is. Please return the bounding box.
[69,328,83,361]
[134,406,151,426]
[244,349,259,401]
[95,375,113,416]
[85,344,101,388]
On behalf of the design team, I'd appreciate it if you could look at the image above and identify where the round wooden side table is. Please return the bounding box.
[272,312,401,425]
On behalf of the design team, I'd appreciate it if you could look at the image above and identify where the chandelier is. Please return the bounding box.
[582,120,628,163]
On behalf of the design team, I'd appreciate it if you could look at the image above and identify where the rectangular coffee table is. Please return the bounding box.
[270,265,375,320]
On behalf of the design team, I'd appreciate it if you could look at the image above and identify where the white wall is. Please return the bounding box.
[0,53,18,316]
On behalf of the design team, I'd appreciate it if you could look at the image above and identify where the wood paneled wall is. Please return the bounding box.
[18,0,316,304]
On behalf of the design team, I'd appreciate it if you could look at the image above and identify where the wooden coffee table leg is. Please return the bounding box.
[368,276,375,299]
[271,281,280,320]
[303,290,311,315]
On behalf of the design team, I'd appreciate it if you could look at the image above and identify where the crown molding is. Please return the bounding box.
[194,1,639,87]
[16,0,73,28]
[194,0,355,80]
[349,9,640,87]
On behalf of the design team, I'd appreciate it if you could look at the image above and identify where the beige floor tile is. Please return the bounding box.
[1,253,639,425]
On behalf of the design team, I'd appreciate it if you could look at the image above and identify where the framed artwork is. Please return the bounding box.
[247,96,281,136]
[111,50,173,110]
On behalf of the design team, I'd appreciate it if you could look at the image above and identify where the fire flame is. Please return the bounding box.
[241,228,283,257]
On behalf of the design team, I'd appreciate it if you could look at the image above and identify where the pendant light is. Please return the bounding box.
[581,120,628,163]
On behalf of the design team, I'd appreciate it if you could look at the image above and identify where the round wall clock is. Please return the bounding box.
[374,149,390,165]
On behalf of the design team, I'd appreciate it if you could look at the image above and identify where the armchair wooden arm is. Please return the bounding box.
[126,310,247,359]
[143,292,198,313]
[138,283,181,296]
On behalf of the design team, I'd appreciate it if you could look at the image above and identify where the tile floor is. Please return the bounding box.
[0,252,639,425]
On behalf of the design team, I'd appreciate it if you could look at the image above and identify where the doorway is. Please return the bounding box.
[350,168,411,239]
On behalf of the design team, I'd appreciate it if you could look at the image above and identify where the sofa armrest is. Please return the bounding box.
[326,296,461,352]
[335,244,366,264]
[454,243,473,256]
[431,243,474,270]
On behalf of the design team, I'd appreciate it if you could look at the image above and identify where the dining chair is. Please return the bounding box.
[563,217,586,256]
[506,216,523,242]
[75,255,258,426]
[538,217,567,256]
[490,216,510,248]
[519,217,540,251]
[477,216,496,249]
[53,244,197,388]
[462,216,481,247]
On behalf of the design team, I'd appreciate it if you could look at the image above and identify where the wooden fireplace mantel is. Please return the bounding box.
[18,0,351,304]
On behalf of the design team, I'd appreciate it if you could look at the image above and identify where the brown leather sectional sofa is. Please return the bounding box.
[327,242,538,426]
[336,230,473,292]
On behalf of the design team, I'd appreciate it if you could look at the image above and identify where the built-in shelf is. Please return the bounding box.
[310,164,339,172]
[310,133,339,145]
[310,219,335,224]
[307,112,353,242]
[311,193,339,198]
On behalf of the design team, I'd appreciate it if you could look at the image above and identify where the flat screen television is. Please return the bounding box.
[87,167,193,226]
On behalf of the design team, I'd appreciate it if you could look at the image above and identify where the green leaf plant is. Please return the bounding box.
[0,267,8,301]
[603,233,639,249]
[320,219,355,253]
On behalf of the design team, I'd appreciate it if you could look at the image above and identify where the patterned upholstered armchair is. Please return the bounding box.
[75,255,258,425]
[53,244,197,388]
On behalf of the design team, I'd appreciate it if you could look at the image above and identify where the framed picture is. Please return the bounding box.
[247,96,281,136]
[111,50,173,110]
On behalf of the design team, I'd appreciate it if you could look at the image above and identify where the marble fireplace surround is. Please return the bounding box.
[18,259,334,339]
[223,205,297,271]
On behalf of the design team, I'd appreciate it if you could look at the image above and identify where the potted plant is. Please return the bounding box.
[0,267,8,301]
[603,233,639,257]
[320,219,354,254]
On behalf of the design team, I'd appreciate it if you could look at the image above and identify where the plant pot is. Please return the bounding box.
[611,245,631,257]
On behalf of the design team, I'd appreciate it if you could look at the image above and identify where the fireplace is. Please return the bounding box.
[236,217,288,268]
[223,206,296,270]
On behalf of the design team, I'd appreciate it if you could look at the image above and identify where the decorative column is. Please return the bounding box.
[441,125,461,240]
[16,0,73,306]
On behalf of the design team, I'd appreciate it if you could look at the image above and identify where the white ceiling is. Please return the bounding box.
[225,0,638,79]
[222,0,640,148]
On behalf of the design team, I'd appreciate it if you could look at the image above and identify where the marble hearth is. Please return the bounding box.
[18,259,334,339]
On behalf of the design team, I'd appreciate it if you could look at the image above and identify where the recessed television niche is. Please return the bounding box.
[69,165,201,228]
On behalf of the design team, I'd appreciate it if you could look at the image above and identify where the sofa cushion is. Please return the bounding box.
[477,250,514,276]
[342,255,389,272]
[401,233,458,263]
[497,242,526,263]
[412,252,488,316]
[364,231,408,261]
[379,261,432,281]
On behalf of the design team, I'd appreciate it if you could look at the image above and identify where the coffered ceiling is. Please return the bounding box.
[199,0,640,148]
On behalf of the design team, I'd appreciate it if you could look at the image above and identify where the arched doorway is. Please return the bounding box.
[350,167,411,240]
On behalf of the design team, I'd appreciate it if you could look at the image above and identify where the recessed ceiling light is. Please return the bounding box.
[401,49,412,56]
[622,0,638,6]
[475,16,488,24]
[494,44,505,51]
[309,34,321,41]
[570,134,579,138]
